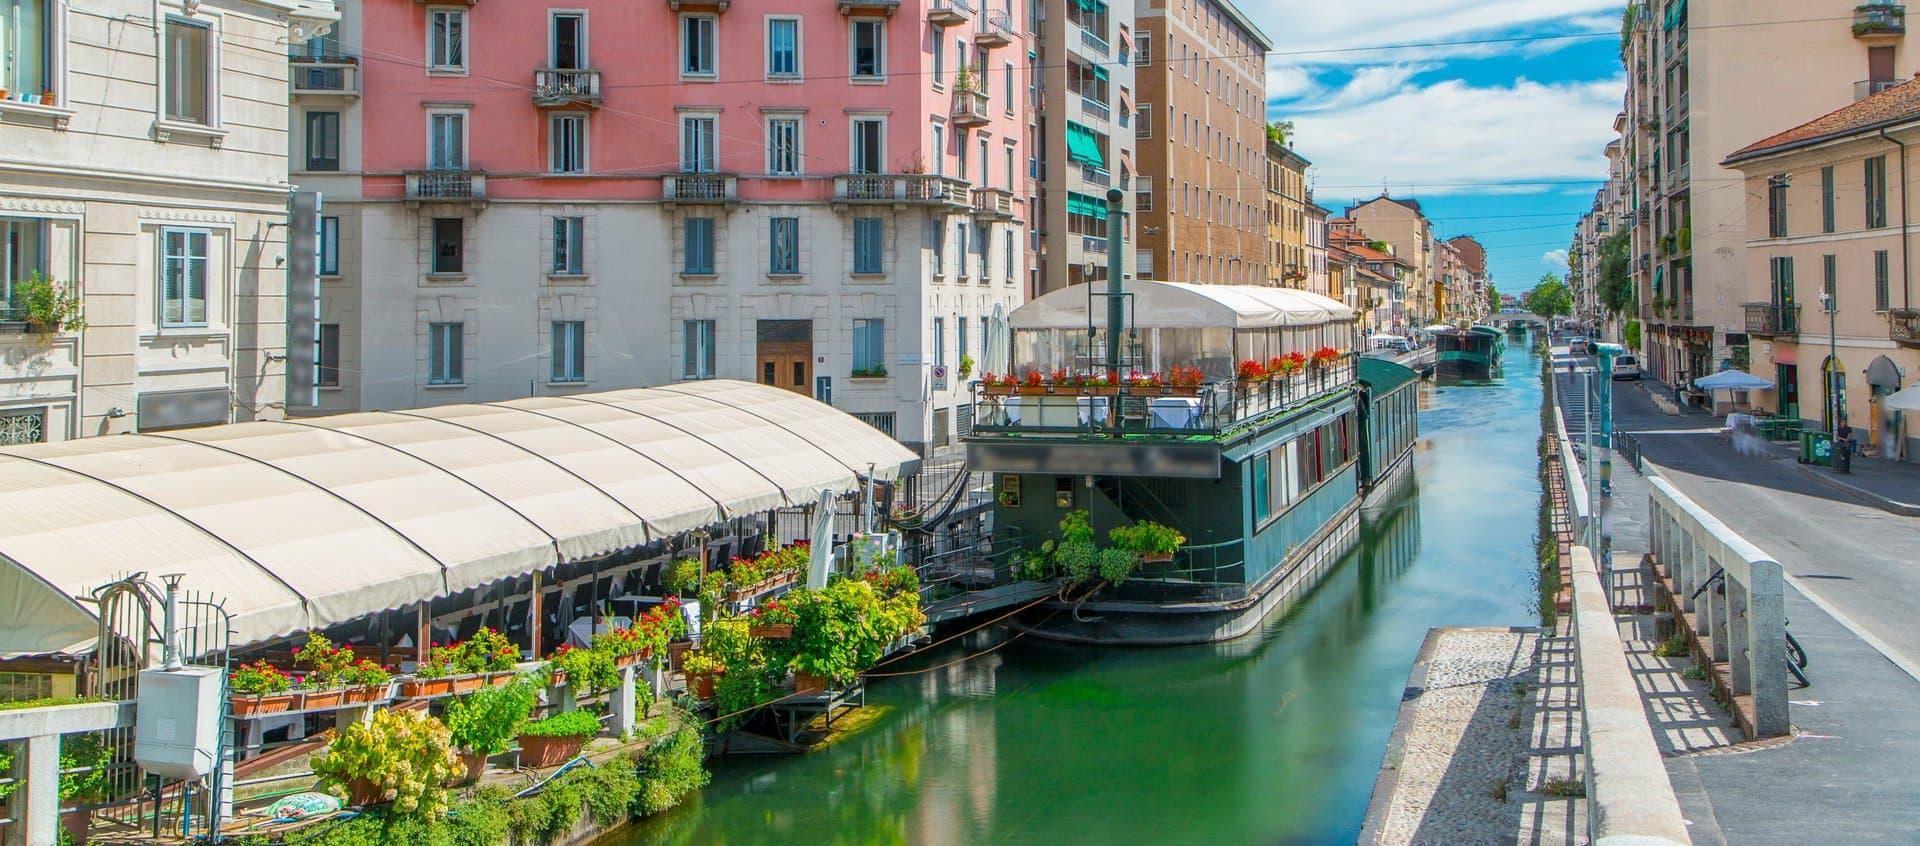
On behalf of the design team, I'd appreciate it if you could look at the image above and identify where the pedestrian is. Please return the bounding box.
[1836,417,1855,473]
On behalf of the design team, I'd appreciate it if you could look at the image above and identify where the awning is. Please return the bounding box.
[1073,0,1106,12]
[1663,0,1687,31]
[1067,191,1108,217]
[1694,369,1774,391]
[1119,86,1134,118]
[1865,355,1902,389]
[1066,122,1105,168]
[0,381,916,656]
[1653,265,1665,294]
[1013,281,1354,331]
[1092,65,1108,82]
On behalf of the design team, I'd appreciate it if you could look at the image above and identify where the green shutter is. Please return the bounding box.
[1653,265,1664,296]
[1092,65,1109,82]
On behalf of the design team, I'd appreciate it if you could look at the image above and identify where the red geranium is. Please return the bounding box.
[1237,359,1268,381]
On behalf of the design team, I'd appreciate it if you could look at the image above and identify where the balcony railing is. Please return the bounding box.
[968,359,1357,440]
[1856,77,1900,100]
[664,173,737,203]
[1081,234,1108,254]
[976,10,1013,46]
[534,69,602,106]
[1744,302,1801,337]
[1078,26,1110,57]
[837,0,902,14]
[406,170,486,203]
[1854,4,1906,37]
[1080,163,1110,187]
[951,89,991,126]
[927,0,972,25]
[1078,92,1111,122]
[1891,307,1920,346]
[290,58,359,97]
[834,174,972,207]
[972,187,1016,219]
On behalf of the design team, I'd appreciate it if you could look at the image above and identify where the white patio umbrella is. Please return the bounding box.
[1883,382,1920,411]
[1694,369,1776,391]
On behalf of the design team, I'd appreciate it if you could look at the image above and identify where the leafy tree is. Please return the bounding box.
[1486,284,1499,313]
[1596,231,1635,316]
[1523,273,1574,319]
[1266,120,1296,145]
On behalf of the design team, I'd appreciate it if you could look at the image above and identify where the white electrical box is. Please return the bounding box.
[134,666,223,780]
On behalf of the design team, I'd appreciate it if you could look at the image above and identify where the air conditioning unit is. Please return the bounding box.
[134,666,223,780]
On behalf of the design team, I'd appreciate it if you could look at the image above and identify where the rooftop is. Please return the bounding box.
[1725,74,1920,164]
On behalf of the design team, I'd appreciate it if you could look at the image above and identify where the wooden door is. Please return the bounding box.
[756,320,813,396]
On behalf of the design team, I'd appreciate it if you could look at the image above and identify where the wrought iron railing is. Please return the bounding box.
[1890,307,1920,346]
[968,358,1356,439]
[534,68,602,104]
[1743,301,1800,337]
[405,170,485,201]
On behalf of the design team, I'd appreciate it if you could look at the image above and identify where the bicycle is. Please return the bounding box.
[1690,569,1810,687]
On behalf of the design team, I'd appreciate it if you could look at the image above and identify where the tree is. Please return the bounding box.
[1266,120,1296,146]
[1523,273,1574,319]
[1486,284,1499,313]
[1596,231,1634,316]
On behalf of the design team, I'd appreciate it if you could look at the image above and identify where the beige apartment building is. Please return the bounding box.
[1447,235,1490,320]
[1307,202,1331,301]
[1037,0,1138,294]
[1622,0,1918,387]
[0,0,335,444]
[1347,195,1436,324]
[1134,0,1271,285]
[1266,139,1309,287]
[1723,78,1920,461]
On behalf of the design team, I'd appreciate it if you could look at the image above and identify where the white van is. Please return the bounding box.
[1612,354,1642,380]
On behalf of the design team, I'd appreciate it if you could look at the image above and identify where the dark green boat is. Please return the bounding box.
[1431,324,1506,381]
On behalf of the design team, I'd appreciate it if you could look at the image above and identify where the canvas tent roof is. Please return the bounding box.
[0,381,915,658]
[1010,281,1354,331]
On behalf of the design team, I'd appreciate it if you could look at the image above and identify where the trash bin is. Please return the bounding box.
[1834,436,1854,473]
[1799,430,1832,466]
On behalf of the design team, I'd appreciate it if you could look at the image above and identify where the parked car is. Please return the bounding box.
[1566,335,1586,351]
[1612,354,1642,380]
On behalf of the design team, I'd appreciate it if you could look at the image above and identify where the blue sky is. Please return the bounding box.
[1245,0,1629,295]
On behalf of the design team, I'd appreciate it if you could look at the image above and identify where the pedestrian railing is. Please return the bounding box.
[1647,476,1790,737]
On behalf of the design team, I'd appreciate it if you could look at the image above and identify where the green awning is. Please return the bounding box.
[1653,265,1665,294]
[1067,192,1106,218]
[1066,123,1105,168]
[1073,0,1107,13]
[1663,0,1686,31]
[1092,65,1109,82]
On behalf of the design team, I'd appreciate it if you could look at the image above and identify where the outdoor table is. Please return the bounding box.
[1077,396,1110,427]
[565,615,631,648]
[1149,397,1203,429]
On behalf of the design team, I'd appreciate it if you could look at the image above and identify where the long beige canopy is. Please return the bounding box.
[0,381,915,657]
[1010,280,1355,330]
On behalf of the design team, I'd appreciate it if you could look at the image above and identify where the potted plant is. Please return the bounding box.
[749,598,797,639]
[58,733,111,844]
[1020,371,1046,395]
[1237,359,1268,383]
[958,354,975,379]
[516,709,601,768]
[295,633,354,709]
[1109,519,1186,563]
[397,643,458,699]
[452,627,519,684]
[442,679,536,785]
[229,660,296,716]
[312,709,459,815]
[11,273,86,340]
[668,557,703,598]
[1311,346,1341,369]
[546,642,617,692]
[682,652,722,699]
[342,659,393,704]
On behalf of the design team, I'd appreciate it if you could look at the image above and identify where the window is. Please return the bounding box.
[428,322,463,384]
[319,216,339,275]
[2,217,46,317]
[684,319,716,378]
[851,118,884,174]
[552,217,584,274]
[1767,179,1788,238]
[767,18,799,77]
[551,13,585,69]
[305,112,340,171]
[1867,155,1889,229]
[956,128,969,179]
[929,217,945,270]
[1136,184,1153,212]
[431,218,463,274]
[957,317,968,366]
[932,316,945,368]
[853,318,884,374]
[680,115,717,172]
[683,216,716,274]
[163,16,211,124]
[1004,62,1014,112]
[1136,102,1153,138]
[1821,165,1835,234]
[1136,32,1151,66]
[770,217,799,273]
[682,15,716,77]
[766,117,801,175]
[429,112,466,170]
[428,8,466,70]
[932,125,945,176]
[317,323,340,387]
[551,320,586,382]
[1876,249,1891,311]
[933,33,944,85]
[0,408,45,445]
[1823,253,1837,305]
[1,0,51,96]
[160,228,209,327]
[851,20,884,79]
[550,114,586,174]
[853,218,883,274]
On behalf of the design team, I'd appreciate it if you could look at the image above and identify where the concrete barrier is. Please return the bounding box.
[1568,545,1693,846]
[0,701,135,846]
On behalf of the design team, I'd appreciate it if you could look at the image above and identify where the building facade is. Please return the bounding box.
[1033,0,1136,294]
[297,0,1028,453]
[1265,139,1308,287]
[1306,202,1331,300]
[1134,0,1271,285]
[0,0,334,444]
[1347,195,1435,324]
[1723,78,1920,460]
[1446,235,1491,321]
[1620,0,1918,388]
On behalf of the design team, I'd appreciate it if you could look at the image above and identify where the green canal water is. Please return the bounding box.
[619,341,1546,846]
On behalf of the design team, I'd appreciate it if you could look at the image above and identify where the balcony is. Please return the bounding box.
[1854,4,1906,38]
[533,69,602,106]
[663,173,738,207]
[973,187,1017,220]
[833,174,972,208]
[836,0,900,15]
[1856,77,1900,100]
[1892,308,1920,346]
[975,9,1014,46]
[951,89,991,126]
[1744,302,1801,337]
[405,170,486,206]
[1081,234,1108,254]
[289,58,359,98]
[1078,26,1109,57]
[968,359,1356,440]
[1077,92,1111,122]
[1080,163,1110,187]
[927,0,971,25]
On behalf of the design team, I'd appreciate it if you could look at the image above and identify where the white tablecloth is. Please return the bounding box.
[1077,396,1110,426]
[565,616,631,648]
[1150,397,1203,429]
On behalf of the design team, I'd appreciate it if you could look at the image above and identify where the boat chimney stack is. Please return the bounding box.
[1105,188,1125,381]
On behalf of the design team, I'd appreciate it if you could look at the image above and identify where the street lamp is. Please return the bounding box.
[1819,289,1838,434]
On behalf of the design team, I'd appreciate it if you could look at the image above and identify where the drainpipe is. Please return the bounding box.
[1881,127,1911,311]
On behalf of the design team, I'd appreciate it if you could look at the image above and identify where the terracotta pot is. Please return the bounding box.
[397,677,455,699]
[301,687,346,710]
[687,671,717,700]
[1016,386,1048,395]
[456,751,489,785]
[61,808,91,844]
[1141,552,1175,564]
[517,733,588,768]
[230,692,296,717]
[793,671,827,694]
[613,652,644,669]
[451,674,484,693]
[484,672,513,687]
[667,641,693,672]
[346,777,385,807]
[749,624,793,639]
[548,670,568,687]
[343,685,384,704]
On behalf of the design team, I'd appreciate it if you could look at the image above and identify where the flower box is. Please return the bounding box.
[397,677,457,699]
[342,684,386,705]
[1141,551,1175,564]
[484,671,515,687]
[301,687,347,710]
[748,624,793,639]
[229,692,297,717]
[518,734,588,768]
[793,670,828,694]
[686,671,717,699]
[612,651,647,669]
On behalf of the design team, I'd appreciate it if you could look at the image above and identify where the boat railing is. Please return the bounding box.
[969,357,1355,439]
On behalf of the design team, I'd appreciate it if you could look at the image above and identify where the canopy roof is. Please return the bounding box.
[0,381,914,657]
[1011,281,1354,331]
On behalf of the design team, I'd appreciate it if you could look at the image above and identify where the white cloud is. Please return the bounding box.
[1244,0,1624,66]
[1543,249,1570,266]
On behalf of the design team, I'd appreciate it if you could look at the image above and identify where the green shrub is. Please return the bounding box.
[312,709,461,817]
[1058,509,1094,545]
[1056,540,1097,583]
[519,709,602,739]
[1096,547,1140,585]
[634,730,710,816]
[443,680,537,755]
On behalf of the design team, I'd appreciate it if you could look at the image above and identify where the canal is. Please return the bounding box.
[618,340,1546,846]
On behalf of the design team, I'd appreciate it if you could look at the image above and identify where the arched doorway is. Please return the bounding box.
[1866,355,1903,458]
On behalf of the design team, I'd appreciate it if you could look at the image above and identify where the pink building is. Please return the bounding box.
[295,0,1029,452]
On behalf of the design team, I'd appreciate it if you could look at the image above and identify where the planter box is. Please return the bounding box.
[483,671,515,687]
[450,673,485,694]
[686,671,717,700]
[612,651,647,669]
[301,687,347,710]
[342,684,386,705]
[793,670,827,694]
[346,777,385,807]
[518,733,589,768]
[230,692,297,717]
[397,677,456,699]
[748,624,792,639]
[1141,552,1175,564]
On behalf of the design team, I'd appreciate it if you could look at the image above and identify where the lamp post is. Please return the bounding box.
[1819,289,1838,433]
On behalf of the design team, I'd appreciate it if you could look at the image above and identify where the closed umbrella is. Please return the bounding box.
[1883,382,1920,412]
[1693,369,1775,391]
